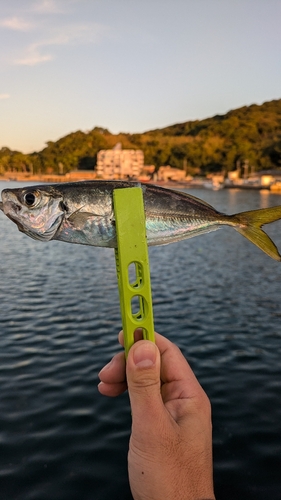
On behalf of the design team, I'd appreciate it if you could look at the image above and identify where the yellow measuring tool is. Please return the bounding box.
[113,187,155,357]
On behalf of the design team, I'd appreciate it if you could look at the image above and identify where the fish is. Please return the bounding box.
[1,180,281,261]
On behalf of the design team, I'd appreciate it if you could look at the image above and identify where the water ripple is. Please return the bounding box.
[1,183,281,499]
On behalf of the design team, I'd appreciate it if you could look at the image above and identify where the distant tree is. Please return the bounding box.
[1,99,281,176]
[78,156,96,170]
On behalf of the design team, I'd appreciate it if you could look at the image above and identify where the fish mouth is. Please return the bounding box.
[1,194,64,241]
[1,191,22,215]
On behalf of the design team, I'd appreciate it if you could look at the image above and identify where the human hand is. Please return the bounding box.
[98,331,215,500]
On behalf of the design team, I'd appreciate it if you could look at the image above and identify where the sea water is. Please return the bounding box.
[1,181,281,500]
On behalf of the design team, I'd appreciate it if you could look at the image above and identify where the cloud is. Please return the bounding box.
[0,94,10,99]
[44,23,108,46]
[15,47,53,66]
[14,22,108,66]
[1,2,109,67]
[0,16,33,31]
[31,0,64,14]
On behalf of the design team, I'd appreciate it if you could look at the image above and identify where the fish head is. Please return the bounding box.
[0,186,65,241]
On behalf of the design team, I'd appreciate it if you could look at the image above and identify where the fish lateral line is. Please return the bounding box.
[1,180,281,261]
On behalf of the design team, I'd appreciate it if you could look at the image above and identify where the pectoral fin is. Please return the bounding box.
[68,211,98,225]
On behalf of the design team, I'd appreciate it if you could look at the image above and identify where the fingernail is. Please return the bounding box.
[133,342,157,368]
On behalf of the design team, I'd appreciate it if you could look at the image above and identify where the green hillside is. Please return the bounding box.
[1,99,281,176]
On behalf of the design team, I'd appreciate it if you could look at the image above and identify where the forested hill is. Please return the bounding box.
[1,98,281,176]
[142,98,281,172]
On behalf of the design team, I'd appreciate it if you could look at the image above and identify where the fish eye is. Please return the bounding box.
[23,191,37,207]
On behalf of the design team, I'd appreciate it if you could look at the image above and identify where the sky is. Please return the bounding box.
[0,0,281,154]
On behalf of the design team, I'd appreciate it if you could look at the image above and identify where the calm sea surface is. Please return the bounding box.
[1,181,281,499]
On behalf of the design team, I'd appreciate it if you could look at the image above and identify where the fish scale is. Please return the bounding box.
[1,180,281,261]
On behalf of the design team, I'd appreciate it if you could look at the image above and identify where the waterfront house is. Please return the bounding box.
[96,143,144,179]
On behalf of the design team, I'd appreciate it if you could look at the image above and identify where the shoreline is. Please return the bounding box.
[1,174,280,192]
[0,173,202,190]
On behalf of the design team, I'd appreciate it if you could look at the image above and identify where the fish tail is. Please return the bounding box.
[230,206,281,261]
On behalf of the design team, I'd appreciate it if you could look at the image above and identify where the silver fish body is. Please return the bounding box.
[0,181,228,247]
[1,180,281,260]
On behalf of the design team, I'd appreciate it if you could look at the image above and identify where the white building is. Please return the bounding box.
[96,143,144,179]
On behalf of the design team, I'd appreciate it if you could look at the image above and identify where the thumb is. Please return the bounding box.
[126,340,164,427]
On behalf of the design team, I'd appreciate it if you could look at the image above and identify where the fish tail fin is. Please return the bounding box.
[231,206,281,261]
